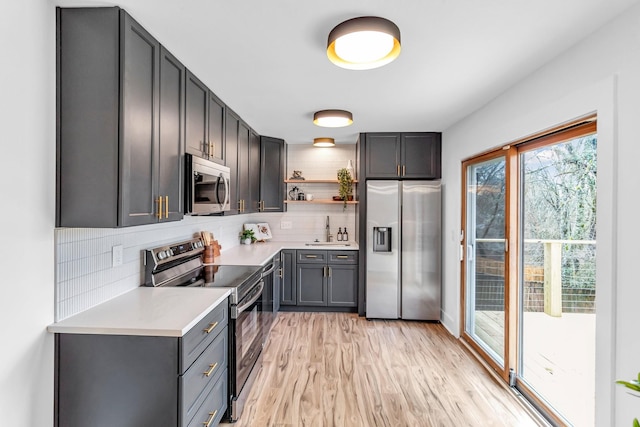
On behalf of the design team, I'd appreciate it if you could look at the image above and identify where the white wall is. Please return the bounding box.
[441,3,640,425]
[0,2,55,426]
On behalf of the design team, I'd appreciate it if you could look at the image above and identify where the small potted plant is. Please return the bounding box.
[337,167,354,210]
[239,229,255,245]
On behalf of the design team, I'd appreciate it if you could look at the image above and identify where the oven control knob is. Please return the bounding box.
[157,251,166,260]
[168,249,174,257]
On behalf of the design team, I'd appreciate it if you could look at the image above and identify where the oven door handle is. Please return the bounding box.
[235,280,264,316]
[261,262,277,277]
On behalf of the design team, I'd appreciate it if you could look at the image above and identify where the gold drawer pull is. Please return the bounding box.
[305,255,317,258]
[203,409,218,427]
[204,362,218,377]
[336,255,349,259]
[203,321,218,334]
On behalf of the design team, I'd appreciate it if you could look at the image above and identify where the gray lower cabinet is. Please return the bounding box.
[280,249,297,305]
[57,7,183,227]
[55,300,229,427]
[294,250,358,308]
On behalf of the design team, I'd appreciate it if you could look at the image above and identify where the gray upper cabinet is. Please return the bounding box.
[228,116,259,214]
[57,7,183,227]
[259,136,285,212]
[158,47,185,222]
[365,133,401,178]
[185,72,225,165]
[248,130,261,213]
[364,132,441,179]
[225,109,240,215]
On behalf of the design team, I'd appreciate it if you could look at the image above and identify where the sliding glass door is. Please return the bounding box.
[462,119,597,426]
[462,153,509,374]
[517,128,597,426]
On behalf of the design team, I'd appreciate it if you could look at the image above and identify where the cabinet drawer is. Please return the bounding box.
[297,250,327,264]
[328,251,358,264]
[181,327,227,426]
[186,369,227,427]
[181,300,228,372]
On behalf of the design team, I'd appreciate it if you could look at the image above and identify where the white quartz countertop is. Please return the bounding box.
[48,287,231,337]
[213,240,359,266]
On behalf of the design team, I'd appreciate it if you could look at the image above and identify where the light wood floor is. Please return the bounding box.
[225,312,541,427]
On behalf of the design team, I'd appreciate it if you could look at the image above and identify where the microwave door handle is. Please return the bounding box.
[223,174,230,209]
[215,174,223,208]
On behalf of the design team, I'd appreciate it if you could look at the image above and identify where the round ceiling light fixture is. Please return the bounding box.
[313,109,353,128]
[313,137,336,148]
[327,16,401,70]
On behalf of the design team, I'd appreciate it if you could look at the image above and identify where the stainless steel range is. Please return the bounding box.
[143,237,266,422]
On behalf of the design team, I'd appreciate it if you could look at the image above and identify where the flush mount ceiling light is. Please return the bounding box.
[313,109,353,128]
[327,16,401,70]
[313,137,336,147]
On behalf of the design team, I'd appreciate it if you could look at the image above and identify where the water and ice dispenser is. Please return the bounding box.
[373,227,392,252]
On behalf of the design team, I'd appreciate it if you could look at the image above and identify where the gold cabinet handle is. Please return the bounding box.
[165,195,169,219]
[259,200,264,211]
[397,164,400,176]
[203,362,218,377]
[402,165,406,176]
[328,266,332,277]
[305,255,317,258]
[203,410,218,427]
[156,197,163,219]
[203,321,218,334]
[336,255,348,259]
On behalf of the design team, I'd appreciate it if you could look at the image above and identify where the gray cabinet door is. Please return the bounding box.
[365,133,401,178]
[297,264,327,306]
[328,264,358,307]
[185,71,208,160]
[259,136,285,212]
[158,47,184,222]
[225,109,239,215]
[237,121,251,213]
[401,133,442,179]
[280,250,297,305]
[120,11,159,227]
[208,92,225,164]
[248,129,261,213]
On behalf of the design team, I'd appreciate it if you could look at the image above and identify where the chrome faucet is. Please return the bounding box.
[326,216,333,242]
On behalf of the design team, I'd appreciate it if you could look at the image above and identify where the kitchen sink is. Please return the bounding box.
[305,242,352,247]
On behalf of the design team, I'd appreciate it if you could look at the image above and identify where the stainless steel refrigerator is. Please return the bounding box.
[366,180,441,320]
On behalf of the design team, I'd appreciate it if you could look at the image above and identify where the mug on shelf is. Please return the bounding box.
[306,194,314,201]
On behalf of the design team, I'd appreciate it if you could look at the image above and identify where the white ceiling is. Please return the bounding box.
[57,0,637,144]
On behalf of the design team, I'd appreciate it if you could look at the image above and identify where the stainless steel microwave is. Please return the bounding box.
[185,154,231,215]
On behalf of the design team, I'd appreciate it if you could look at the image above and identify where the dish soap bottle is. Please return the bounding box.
[337,227,343,241]
[343,227,349,242]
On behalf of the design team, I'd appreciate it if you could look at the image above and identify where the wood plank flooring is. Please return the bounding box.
[224,312,541,427]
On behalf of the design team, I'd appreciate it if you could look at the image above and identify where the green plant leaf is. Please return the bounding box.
[633,418,639,427]
[616,380,640,393]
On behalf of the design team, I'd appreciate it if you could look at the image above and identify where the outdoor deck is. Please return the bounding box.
[475,310,595,426]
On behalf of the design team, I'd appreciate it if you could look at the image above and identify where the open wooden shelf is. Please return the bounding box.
[284,179,359,184]
[284,199,358,204]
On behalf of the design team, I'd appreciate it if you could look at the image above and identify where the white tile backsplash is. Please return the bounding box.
[55,144,359,321]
